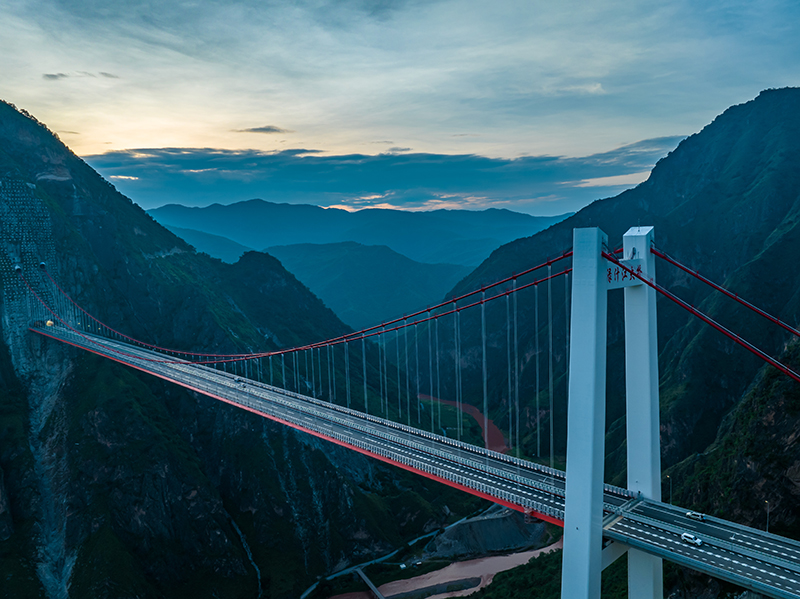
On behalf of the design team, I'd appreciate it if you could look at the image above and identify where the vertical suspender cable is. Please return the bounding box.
[332,344,337,403]
[292,351,300,393]
[382,327,389,418]
[315,348,320,397]
[455,305,463,441]
[428,311,434,432]
[378,331,384,414]
[535,283,540,457]
[548,264,554,469]
[327,345,332,400]
[435,315,441,433]
[404,319,410,425]
[302,350,307,392]
[506,293,512,454]
[396,331,402,420]
[269,355,273,386]
[311,347,316,397]
[481,290,488,449]
[318,348,323,397]
[513,279,520,459]
[345,341,351,409]
[452,303,459,440]
[362,336,368,414]
[415,323,420,424]
[281,354,286,390]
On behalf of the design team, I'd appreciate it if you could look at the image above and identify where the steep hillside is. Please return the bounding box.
[0,101,484,599]
[268,241,470,329]
[432,86,800,599]
[668,339,800,539]
[448,87,800,490]
[149,200,569,267]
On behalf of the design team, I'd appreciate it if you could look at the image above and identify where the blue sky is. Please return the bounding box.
[2,0,799,213]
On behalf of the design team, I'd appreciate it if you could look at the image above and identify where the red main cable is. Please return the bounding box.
[651,246,800,339]
[42,268,252,359]
[40,249,574,361]
[602,252,800,384]
[20,272,197,365]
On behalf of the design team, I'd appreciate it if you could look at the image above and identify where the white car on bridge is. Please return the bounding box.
[681,532,703,547]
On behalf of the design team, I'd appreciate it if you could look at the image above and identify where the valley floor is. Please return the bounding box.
[329,538,563,599]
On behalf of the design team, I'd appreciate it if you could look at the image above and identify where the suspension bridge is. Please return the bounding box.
[15,226,800,599]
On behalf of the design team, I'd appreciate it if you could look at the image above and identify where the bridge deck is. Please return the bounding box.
[32,325,800,599]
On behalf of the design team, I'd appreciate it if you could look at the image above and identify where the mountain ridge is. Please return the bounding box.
[267,241,471,329]
[149,199,571,267]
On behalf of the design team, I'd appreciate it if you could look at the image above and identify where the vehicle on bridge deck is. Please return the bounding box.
[686,511,706,522]
[681,532,703,547]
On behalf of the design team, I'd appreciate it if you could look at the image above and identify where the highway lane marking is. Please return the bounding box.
[613,521,800,588]
[634,502,800,562]
[71,334,569,497]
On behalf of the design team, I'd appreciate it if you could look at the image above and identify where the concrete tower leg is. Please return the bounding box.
[561,227,608,599]
[623,226,663,599]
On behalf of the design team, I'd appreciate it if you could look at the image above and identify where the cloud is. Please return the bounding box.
[42,71,119,81]
[385,146,411,153]
[234,125,294,134]
[86,135,683,215]
[8,0,799,161]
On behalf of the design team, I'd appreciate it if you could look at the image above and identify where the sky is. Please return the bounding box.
[2,0,799,214]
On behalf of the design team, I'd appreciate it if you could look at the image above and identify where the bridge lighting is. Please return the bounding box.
[666,474,672,504]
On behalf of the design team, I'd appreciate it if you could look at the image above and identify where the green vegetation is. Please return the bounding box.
[466,548,627,599]
[667,339,800,540]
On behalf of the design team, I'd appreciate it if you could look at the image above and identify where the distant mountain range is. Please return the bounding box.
[148,201,570,267]
[267,242,471,329]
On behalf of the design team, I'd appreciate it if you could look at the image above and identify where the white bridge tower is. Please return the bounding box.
[561,226,663,599]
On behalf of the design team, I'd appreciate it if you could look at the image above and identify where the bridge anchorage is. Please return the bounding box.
[15,226,800,599]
